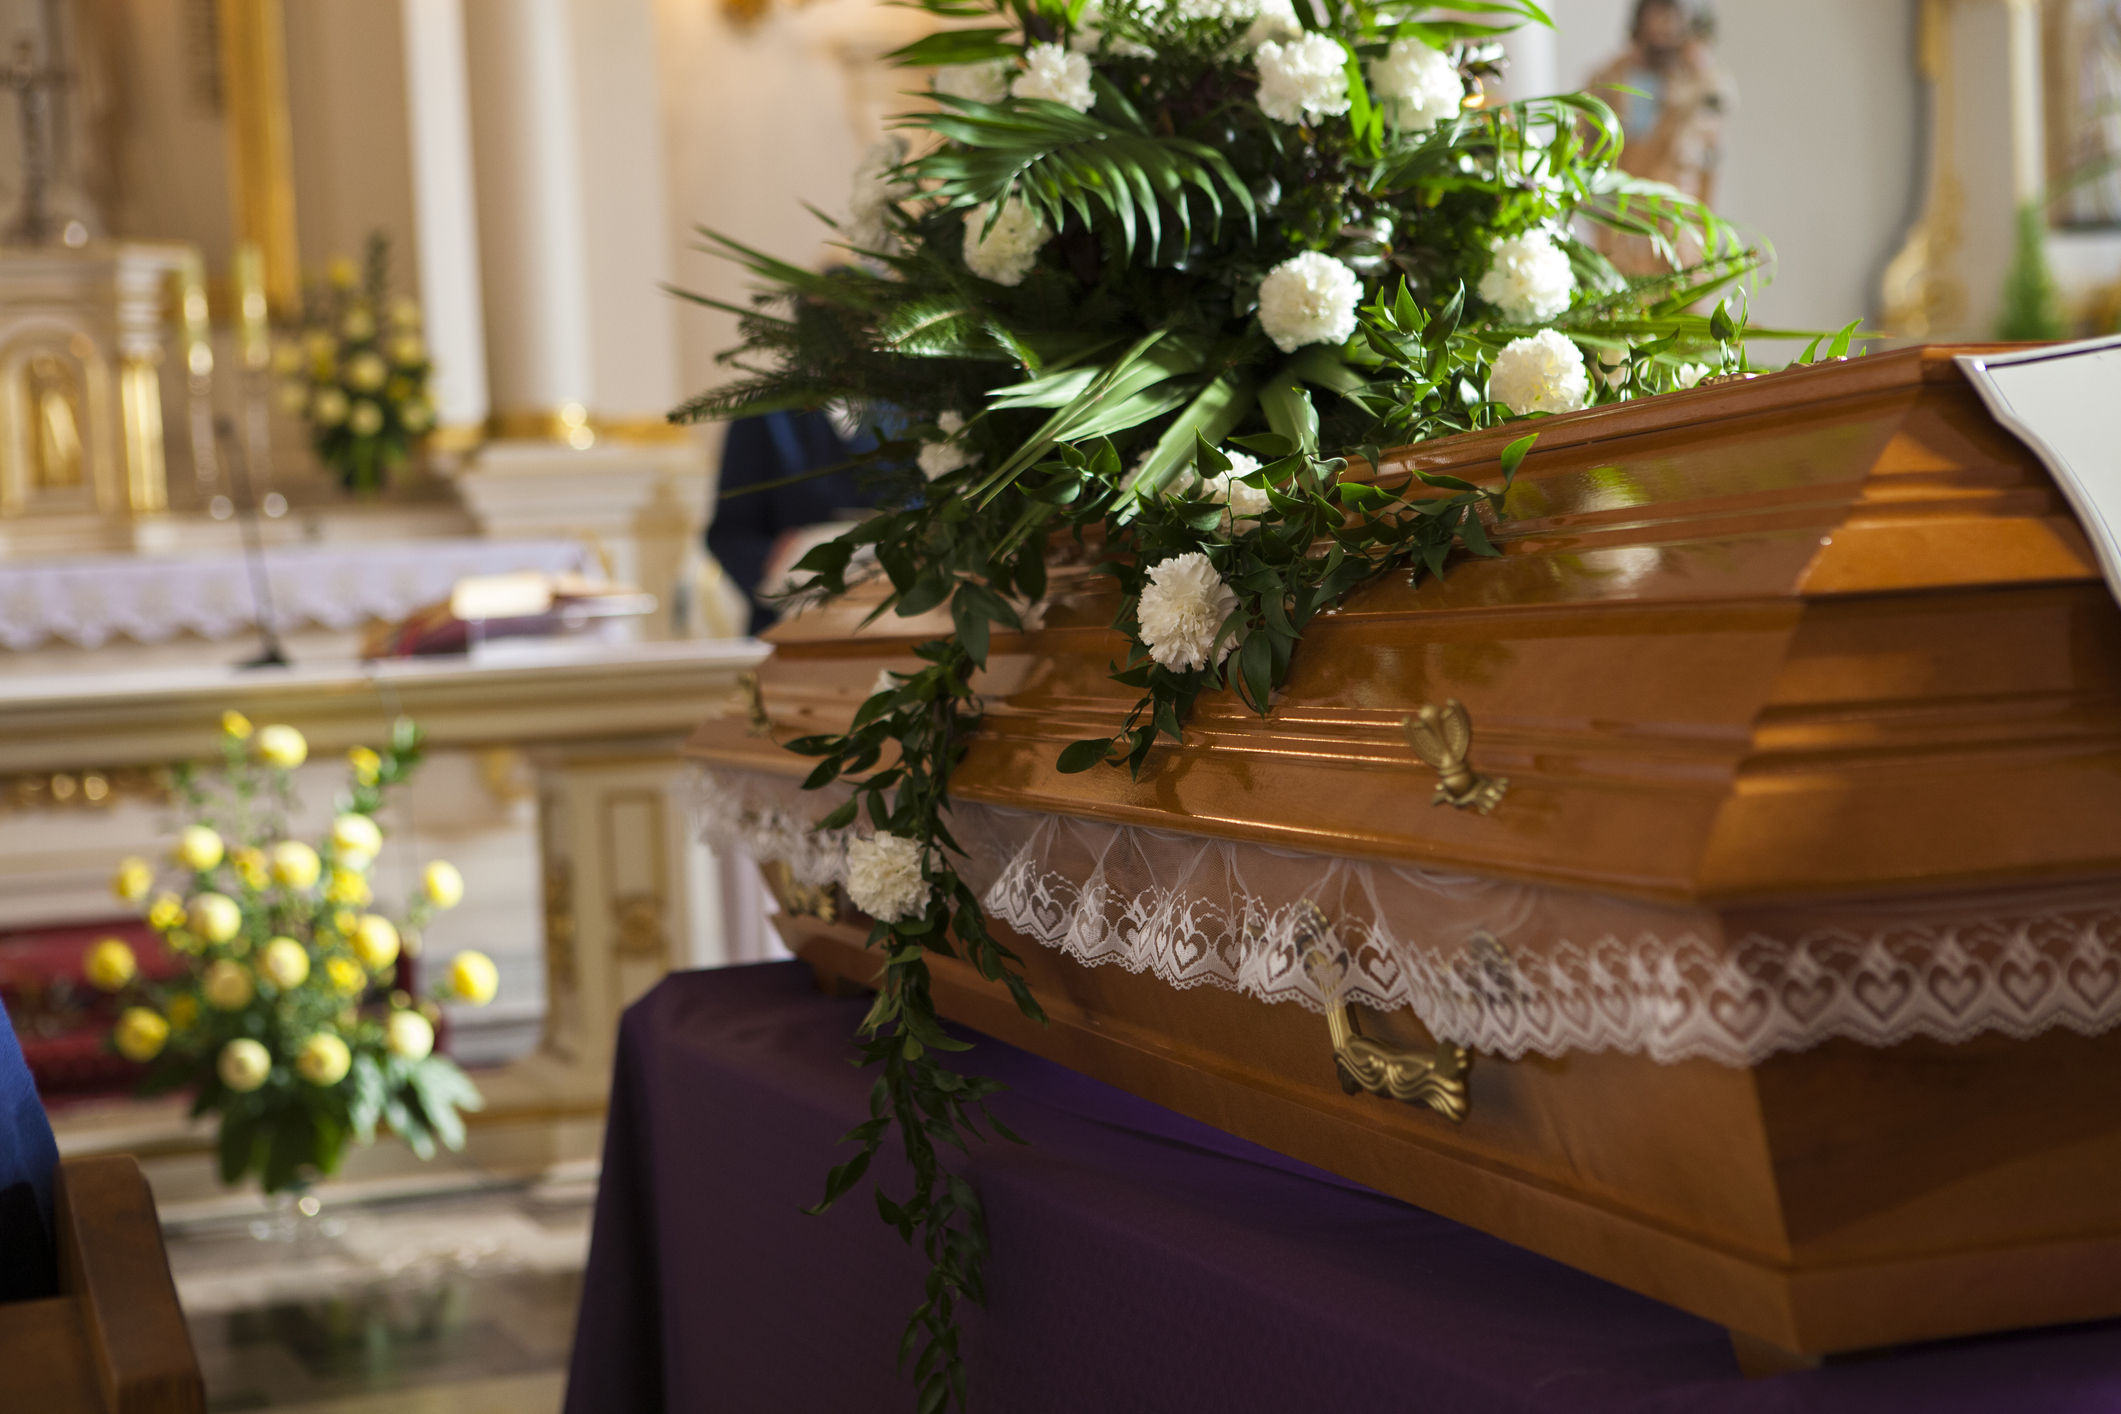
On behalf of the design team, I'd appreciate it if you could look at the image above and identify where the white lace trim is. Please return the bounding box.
[0,539,592,650]
[688,766,2121,1066]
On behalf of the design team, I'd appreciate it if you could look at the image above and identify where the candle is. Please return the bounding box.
[234,240,270,372]
[177,250,213,380]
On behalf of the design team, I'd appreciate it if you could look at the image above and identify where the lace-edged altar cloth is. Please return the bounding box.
[688,766,2121,1067]
[0,539,592,651]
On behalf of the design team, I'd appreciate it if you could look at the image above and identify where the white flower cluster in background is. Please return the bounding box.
[1241,0,1303,49]
[1489,330,1590,416]
[1254,33,1350,125]
[1675,363,1709,388]
[1194,449,1269,533]
[1013,42,1095,111]
[935,59,1013,104]
[1171,0,1265,21]
[1257,251,1361,353]
[1072,0,1156,57]
[919,411,979,480]
[1477,229,1575,324]
[1367,38,1462,133]
[1138,552,1241,670]
[962,198,1053,286]
[846,833,928,923]
[844,137,911,255]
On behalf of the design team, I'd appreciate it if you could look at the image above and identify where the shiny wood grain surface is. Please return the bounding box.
[695,345,2121,907]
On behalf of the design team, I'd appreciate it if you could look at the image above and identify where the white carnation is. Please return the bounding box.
[1137,551,1241,671]
[1367,38,1461,133]
[962,198,1052,286]
[936,59,1012,105]
[1477,229,1575,324]
[1012,42,1095,112]
[1254,33,1350,126]
[1240,0,1302,48]
[1257,250,1362,354]
[845,833,927,923]
[1193,450,1269,533]
[845,137,911,254]
[919,410,978,480]
[1489,330,1590,416]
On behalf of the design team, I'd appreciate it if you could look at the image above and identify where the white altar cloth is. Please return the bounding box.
[0,539,592,650]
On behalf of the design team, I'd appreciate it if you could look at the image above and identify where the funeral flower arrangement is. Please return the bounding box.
[88,712,496,1194]
[682,0,1839,1404]
[276,233,437,495]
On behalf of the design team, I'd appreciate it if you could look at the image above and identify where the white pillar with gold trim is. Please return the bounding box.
[400,0,492,456]
[452,0,715,636]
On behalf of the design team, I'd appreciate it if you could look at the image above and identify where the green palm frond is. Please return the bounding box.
[876,297,1015,360]
[1579,170,1747,268]
[910,96,1256,262]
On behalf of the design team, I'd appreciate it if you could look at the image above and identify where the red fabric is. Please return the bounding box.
[0,919,173,1101]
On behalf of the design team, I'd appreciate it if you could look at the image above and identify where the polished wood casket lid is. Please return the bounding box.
[690,345,2120,908]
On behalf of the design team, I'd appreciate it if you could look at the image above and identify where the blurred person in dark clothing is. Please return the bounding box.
[708,407,879,635]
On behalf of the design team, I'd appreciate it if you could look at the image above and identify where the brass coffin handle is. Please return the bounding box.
[1324,1003,1470,1122]
[1401,699,1508,814]
[1296,903,1471,1123]
[736,670,774,737]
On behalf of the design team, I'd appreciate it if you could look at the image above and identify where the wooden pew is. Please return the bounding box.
[0,1155,202,1413]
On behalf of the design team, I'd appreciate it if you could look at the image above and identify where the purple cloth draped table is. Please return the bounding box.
[563,962,2121,1413]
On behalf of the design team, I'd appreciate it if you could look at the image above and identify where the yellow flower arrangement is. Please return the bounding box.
[347,746,382,786]
[85,937,137,992]
[270,841,321,889]
[97,710,489,1193]
[114,1008,168,1062]
[256,724,308,769]
[325,956,367,996]
[176,825,224,872]
[282,233,434,495]
[232,847,270,892]
[112,856,155,904]
[147,893,186,932]
[448,951,499,1006]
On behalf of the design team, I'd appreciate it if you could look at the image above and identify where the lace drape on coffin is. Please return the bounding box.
[688,767,2121,1067]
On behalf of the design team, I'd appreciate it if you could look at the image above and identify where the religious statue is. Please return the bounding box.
[1585,0,1736,276]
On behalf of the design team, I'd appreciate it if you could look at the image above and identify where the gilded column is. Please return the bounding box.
[216,0,301,313]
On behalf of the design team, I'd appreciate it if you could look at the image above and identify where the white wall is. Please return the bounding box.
[652,0,931,457]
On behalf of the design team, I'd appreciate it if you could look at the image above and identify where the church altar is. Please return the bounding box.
[684,346,2121,1367]
[1,635,768,1201]
[566,962,2121,1413]
[0,536,588,653]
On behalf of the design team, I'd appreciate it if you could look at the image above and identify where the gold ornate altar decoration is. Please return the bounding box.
[0,244,186,525]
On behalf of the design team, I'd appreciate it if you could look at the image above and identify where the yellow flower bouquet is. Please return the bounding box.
[276,232,435,495]
[92,711,496,1193]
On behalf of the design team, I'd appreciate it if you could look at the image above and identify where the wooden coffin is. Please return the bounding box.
[684,346,2121,1367]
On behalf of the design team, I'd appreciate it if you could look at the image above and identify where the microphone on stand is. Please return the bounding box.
[214,415,291,670]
